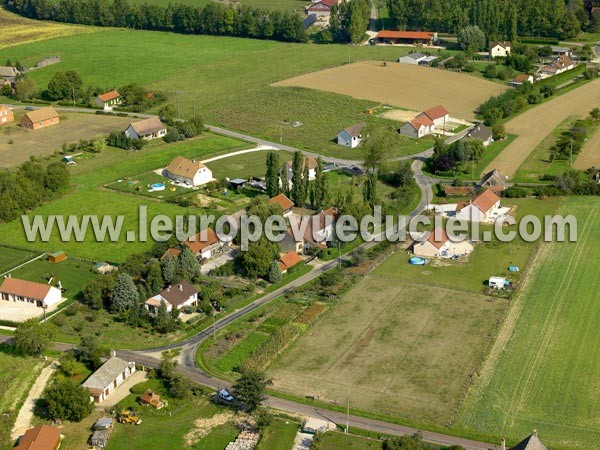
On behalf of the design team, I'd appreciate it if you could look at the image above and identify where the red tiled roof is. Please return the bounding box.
[98,90,120,102]
[472,188,500,213]
[184,228,219,253]
[426,227,449,249]
[513,74,531,83]
[14,425,60,450]
[0,278,53,301]
[161,247,182,260]
[269,193,294,211]
[279,251,303,272]
[376,30,433,40]
[422,105,449,121]
[409,114,433,130]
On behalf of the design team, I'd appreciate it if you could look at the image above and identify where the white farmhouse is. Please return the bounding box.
[337,123,365,148]
[165,156,212,186]
[125,117,167,140]
[399,115,434,139]
[489,41,511,58]
[284,156,318,185]
[0,277,62,308]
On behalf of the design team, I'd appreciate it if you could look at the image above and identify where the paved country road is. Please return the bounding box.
[1,106,493,448]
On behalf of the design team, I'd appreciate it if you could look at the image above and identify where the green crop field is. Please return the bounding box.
[0,133,248,262]
[0,30,429,159]
[268,276,507,425]
[457,197,600,449]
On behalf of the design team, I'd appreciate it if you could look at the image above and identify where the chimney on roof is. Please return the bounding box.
[179,284,183,291]
[111,350,116,357]
[167,286,171,292]
[533,429,537,438]
[501,438,506,450]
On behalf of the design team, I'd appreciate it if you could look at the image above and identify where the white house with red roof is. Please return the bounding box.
[455,189,501,222]
[399,105,449,138]
[95,90,122,110]
[412,227,450,258]
[0,277,62,308]
[306,0,339,16]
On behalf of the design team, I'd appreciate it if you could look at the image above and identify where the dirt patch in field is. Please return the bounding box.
[272,61,507,121]
[484,79,600,178]
[184,411,235,445]
[379,109,419,122]
[0,112,132,168]
[574,126,600,170]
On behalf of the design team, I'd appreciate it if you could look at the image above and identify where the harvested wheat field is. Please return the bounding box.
[0,7,93,49]
[272,61,507,120]
[485,78,600,178]
[574,126,600,170]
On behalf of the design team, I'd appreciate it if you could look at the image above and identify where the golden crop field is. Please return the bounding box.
[272,60,508,121]
[0,7,94,50]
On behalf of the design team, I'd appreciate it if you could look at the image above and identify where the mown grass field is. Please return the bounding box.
[207,149,294,180]
[0,246,38,273]
[0,7,93,49]
[268,276,507,425]
[0,133,248,262]
[0,349,43,448]
[458,197,600,449]
[373,198,560,294]
[256,419,298,449]
[0,30,428,159]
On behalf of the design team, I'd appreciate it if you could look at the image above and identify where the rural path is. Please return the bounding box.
[10,360,59,441]
[484,78,600,178]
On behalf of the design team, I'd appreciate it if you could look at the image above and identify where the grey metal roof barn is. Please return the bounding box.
[82,356,134,390]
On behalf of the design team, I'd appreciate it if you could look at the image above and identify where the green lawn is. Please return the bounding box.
[0,349,43,449]
[458,197,600,449]
[318,432,383,449]
[103,380,230,450]
[257,419,298,450]
[373,198,560,294]
[196,423,240,450]
[0,133,248,262]
[0,246,38,273]
[208,150,294,180]
[8,258,97,299]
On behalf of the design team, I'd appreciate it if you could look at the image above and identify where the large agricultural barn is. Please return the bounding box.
[20,107,60,130]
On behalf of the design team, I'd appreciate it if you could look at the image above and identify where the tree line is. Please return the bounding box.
[386,0,598,40]
[5,0,307,43]
[0,161,70,223]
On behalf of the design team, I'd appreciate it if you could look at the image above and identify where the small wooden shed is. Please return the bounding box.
[48,251,67,263]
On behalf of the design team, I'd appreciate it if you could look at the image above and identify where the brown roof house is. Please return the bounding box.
[95,90,122,110]
[302,207,338,251]
[14,425,61,450]
[0,277,62,308]
[337,123,365,148]
[268,193,294,216]
[480,169,508,191]
[184,228,230,261]
[0,105,14,126]
[412,227,450,258]
[165,156,212,187]
[490,41,511,58]
[140,389,165,409]
[279,251,303,274]
[82,355,136,403]
[400,114,435,139]
[124,117,166,140]
[455,188,501,222]
[421,105,450,127]
[0,66,19,84]
[144,280,198,315]
[20,107,59,130]
[279,227,305,255]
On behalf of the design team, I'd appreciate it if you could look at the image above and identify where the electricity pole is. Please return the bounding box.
[345,391,350,433]
[570,137,573,167]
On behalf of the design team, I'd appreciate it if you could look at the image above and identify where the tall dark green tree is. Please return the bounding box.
[232,369,273,412]
[290,151,305,206]
[265,151,280,198]
[111,273,138,312]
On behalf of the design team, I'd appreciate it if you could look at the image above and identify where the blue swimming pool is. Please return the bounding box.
[409,256,426,265]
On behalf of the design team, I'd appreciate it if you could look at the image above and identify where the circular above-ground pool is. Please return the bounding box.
[151,183,165,191]
[409,256,427,265]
